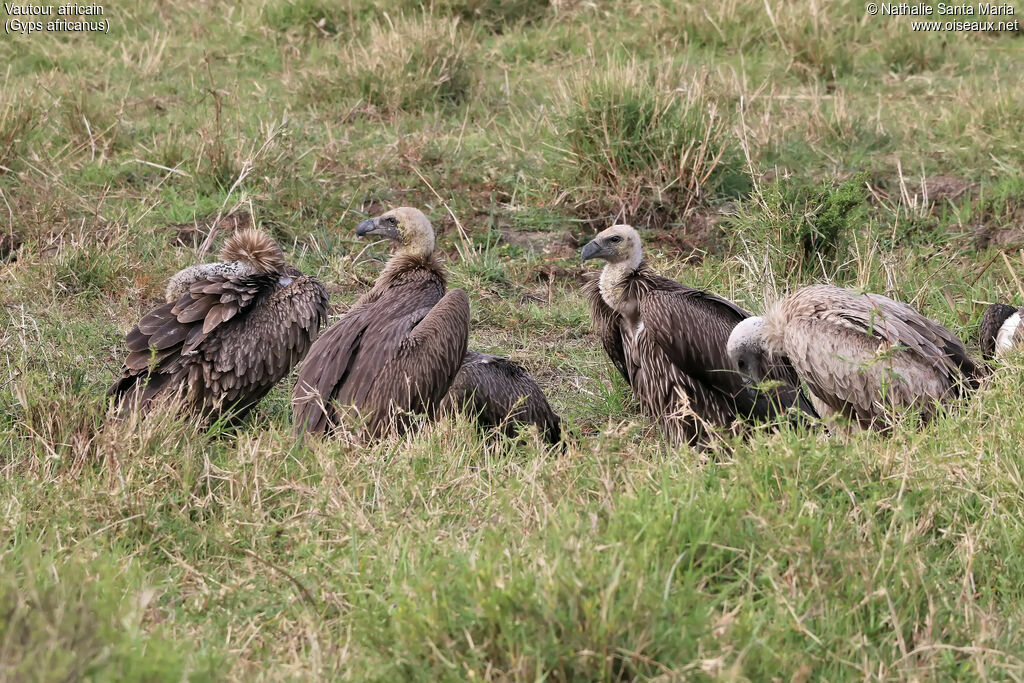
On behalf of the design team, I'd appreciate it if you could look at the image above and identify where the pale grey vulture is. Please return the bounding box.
[727,284,981,430]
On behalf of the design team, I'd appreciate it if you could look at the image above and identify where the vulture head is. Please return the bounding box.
[980,302,1020,360]
[727,316,769,385]
[356,207,435,259]
[580,224,642,268]
[220,229,287,274]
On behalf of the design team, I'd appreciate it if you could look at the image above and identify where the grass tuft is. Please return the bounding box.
[308,13,476,115]
[552,61,747,228]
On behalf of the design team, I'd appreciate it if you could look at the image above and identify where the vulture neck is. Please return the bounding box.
[599,255,642,315]
[375,252,445,289]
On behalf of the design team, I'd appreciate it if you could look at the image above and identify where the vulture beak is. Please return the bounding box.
[355,218,379,237]
[580,240,603,262]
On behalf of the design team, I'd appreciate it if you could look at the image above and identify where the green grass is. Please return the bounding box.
[3,0,1024,678]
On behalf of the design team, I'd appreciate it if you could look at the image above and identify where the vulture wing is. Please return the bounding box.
[293,287,470,436]
[582,275,630,382]
[639,289,815,421]
[443,351,562,444]
[110,271,307,415]
[819,290,977,390]
[195,276,329,411]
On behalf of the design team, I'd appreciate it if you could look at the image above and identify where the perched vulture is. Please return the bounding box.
[580,224,814,446]
[727,284,981,430]
[441,351,562,445]
[979,302,1023,360]
[292,207,470,438]
[109,229,329,421]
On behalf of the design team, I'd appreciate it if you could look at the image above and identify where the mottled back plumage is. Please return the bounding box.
[442,351,562,445]
[731,284,980,430]
[109,231,329,421]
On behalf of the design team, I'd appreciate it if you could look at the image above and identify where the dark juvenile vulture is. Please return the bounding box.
[980,302,1022,360]
[727,284,981,430]
[580,224,814,446]
[441,351,562,445]
[292,207,470,438]
[109,229,329,421]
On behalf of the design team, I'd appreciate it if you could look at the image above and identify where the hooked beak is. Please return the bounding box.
[580,240,603,262]
[355,218,378,237]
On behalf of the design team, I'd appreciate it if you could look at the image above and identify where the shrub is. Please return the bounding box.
[553,61,747,228]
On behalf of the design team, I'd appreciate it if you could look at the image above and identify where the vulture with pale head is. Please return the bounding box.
[442,351,562,445]
[292,207,470,438]
[580,224,814,446]
[980,302,1023,360]
[727,284,981,430]
[109,229,329,421]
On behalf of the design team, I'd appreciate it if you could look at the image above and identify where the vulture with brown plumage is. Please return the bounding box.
[109,229,329,421]
[580,224,814,446]
[292,207,470,438]
[727,284,981,430]
[442,351,562,445]
[980,302,1023,360]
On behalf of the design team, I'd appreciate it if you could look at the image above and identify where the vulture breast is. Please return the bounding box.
[292,264,470,437]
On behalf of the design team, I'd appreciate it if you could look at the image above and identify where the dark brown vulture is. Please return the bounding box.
[109,229,329,421]
[727,284,981,430]
[292,207,470,438]
[580,224,814,446]
[980,302,1022,360]
[441,351,562,445]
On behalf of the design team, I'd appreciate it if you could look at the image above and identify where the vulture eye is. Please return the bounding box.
[737,359,746,370]
[608,235,622,244]
[387,216,398,226]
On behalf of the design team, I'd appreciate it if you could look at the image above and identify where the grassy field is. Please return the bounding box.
[3,0,1024,679]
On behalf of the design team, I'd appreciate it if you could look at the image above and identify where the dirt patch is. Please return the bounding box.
[501,229,579,258]
[973,224,1024,251]
[170,211,252,247]
[921,175,976,203]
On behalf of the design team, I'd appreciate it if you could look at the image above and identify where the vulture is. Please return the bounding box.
[109,229,329,421]
[580,224,814,446]
[292,207,470,438]
[441,351,562,445]
[727,284,981,430]
[979,302,1023,360]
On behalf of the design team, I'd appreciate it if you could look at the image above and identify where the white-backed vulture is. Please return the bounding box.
[442,351,562,445]
[292,207,470,438]
[980,302,1023,360]
[727,284,981,430]
[109,229,329,421]
[580,224,815,446]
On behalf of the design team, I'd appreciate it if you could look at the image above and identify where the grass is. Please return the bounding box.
[2,0,1024,678]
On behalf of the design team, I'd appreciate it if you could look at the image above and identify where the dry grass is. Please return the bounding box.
[3,0,1024,678]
